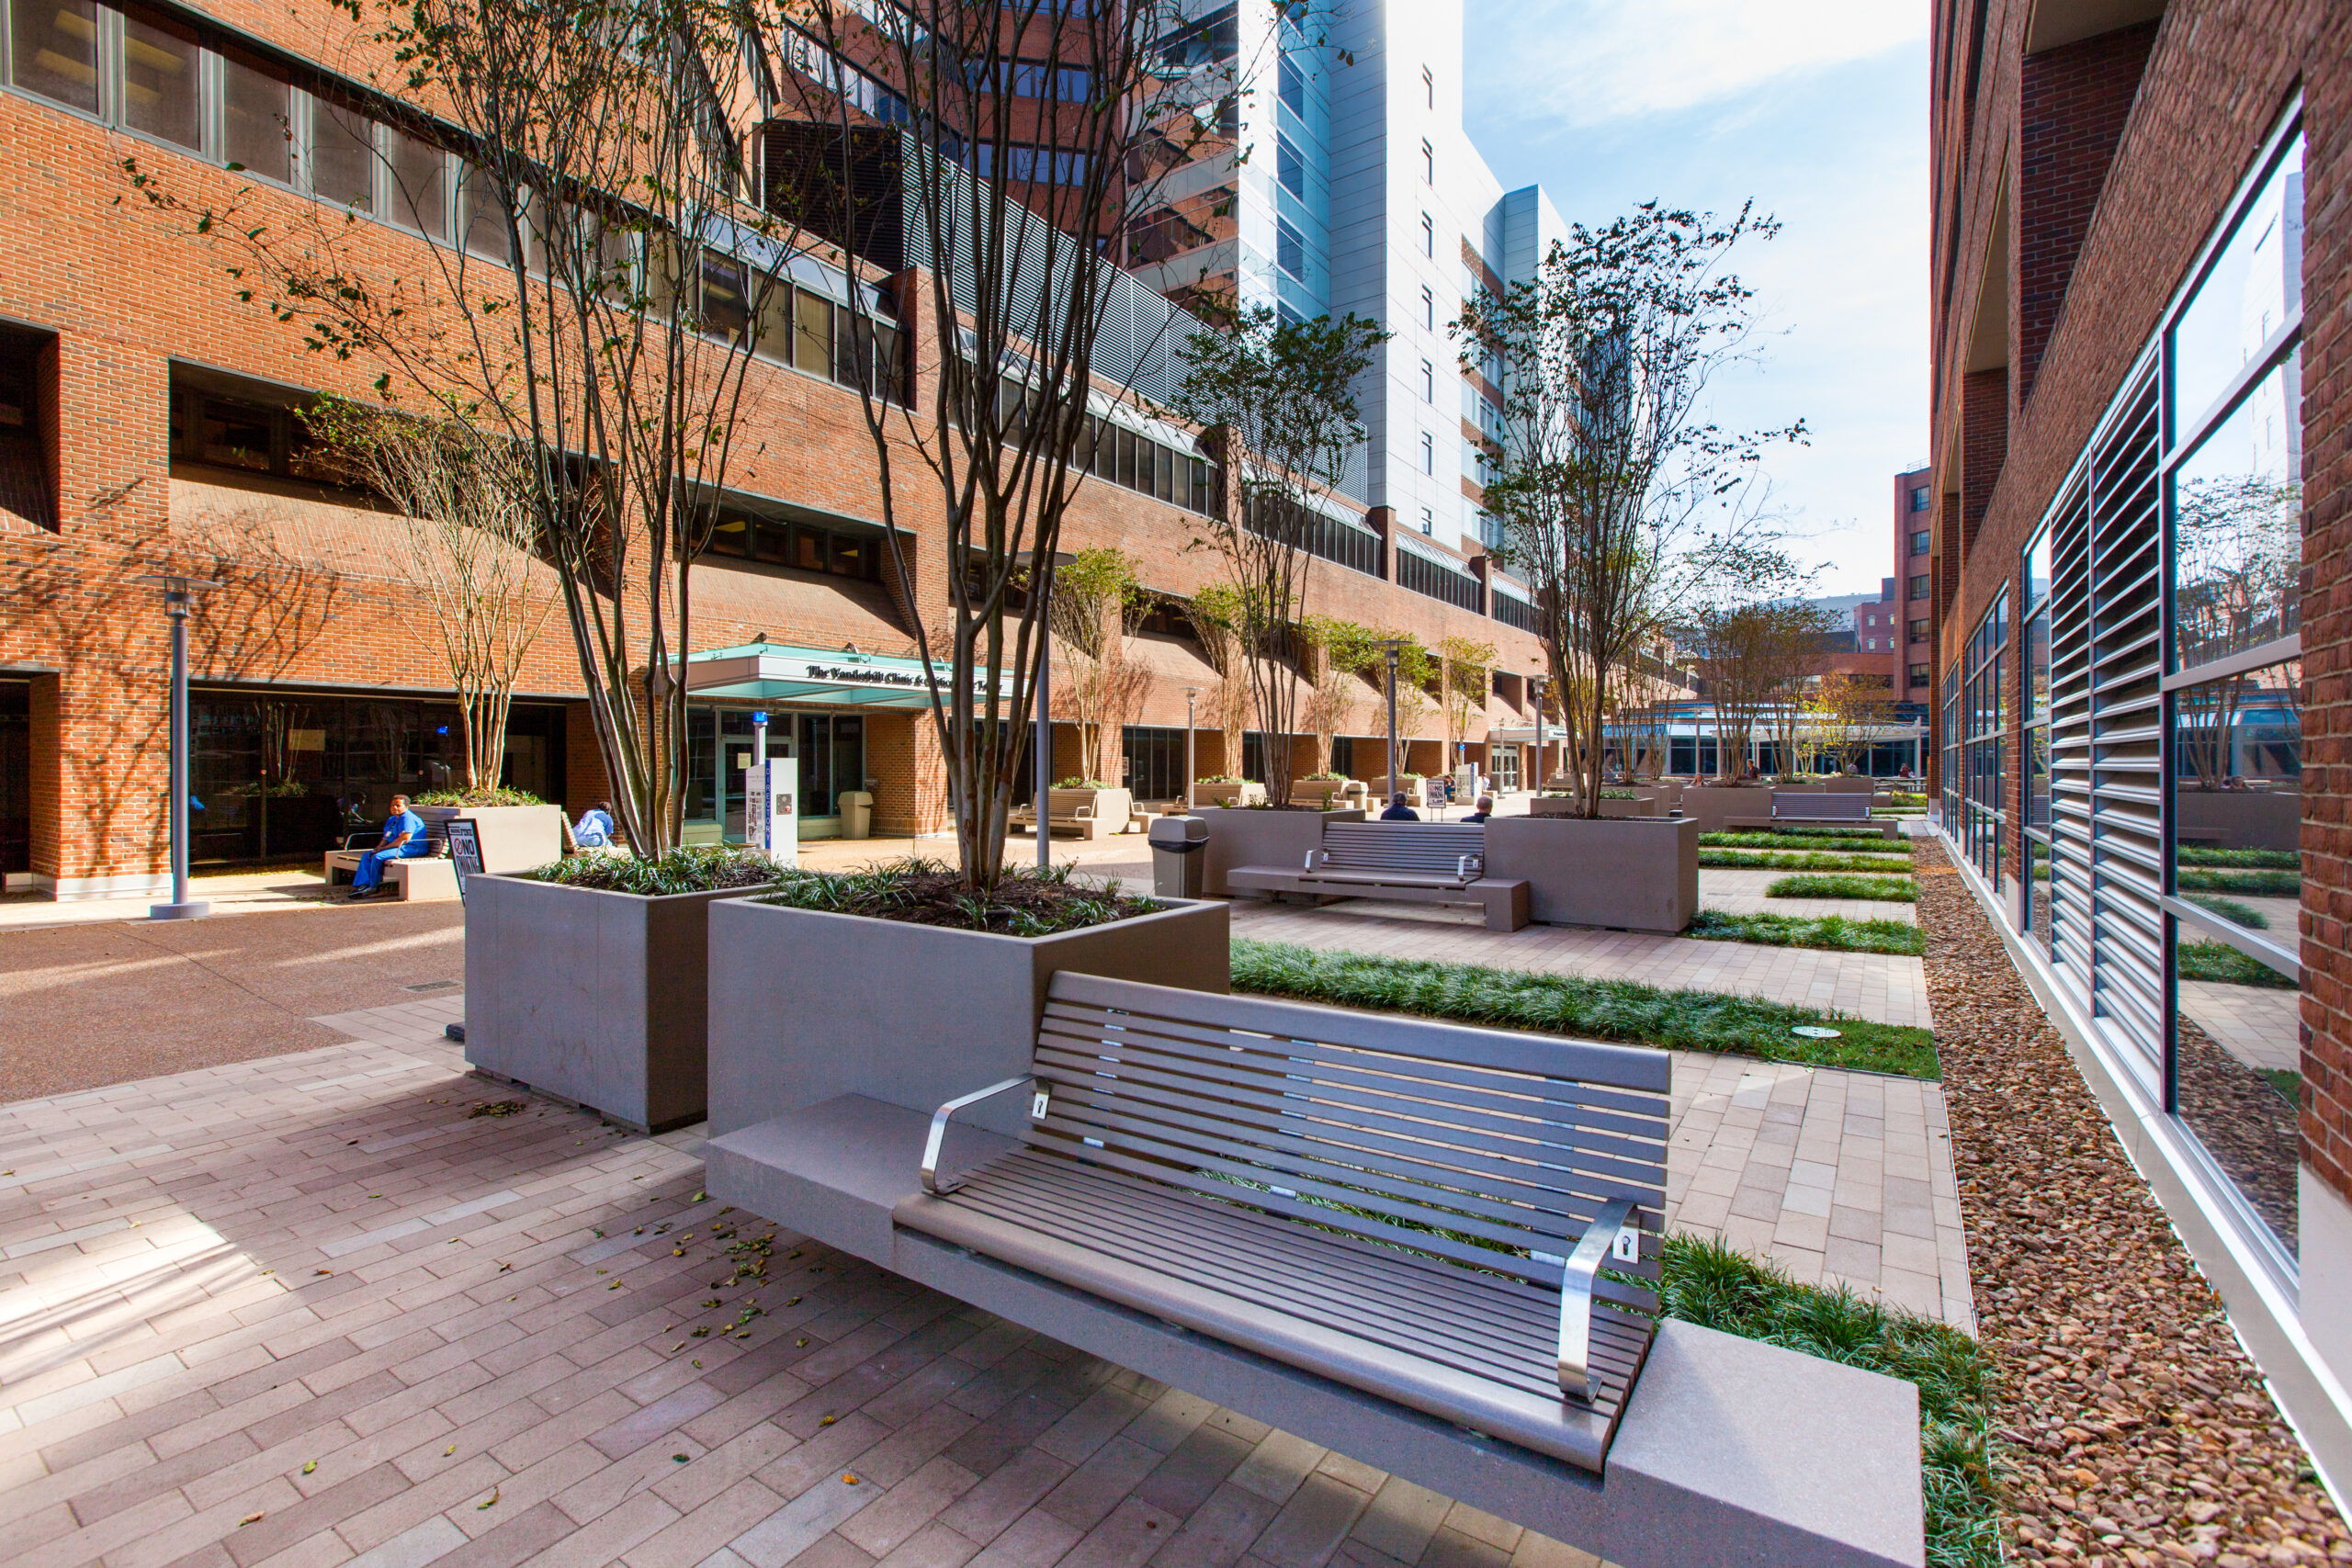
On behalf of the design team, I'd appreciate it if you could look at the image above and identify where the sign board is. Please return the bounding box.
[745,758,799,869]
[445,819,485,904]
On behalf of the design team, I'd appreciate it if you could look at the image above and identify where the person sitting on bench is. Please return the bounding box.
[1380,791,1420,822]
[1464,794,1494,823]
[348,794,429,899]
[573,800,616,850]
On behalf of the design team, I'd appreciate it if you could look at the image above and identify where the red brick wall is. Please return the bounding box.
[1931,0,2352,1205]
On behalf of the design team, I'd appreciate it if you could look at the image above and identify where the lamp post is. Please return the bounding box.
[134,573,222,920]
[1034,624,1052,872]
[1183,688,1199,808]
[1381,641,1403,803]
[1531,671,1546,794]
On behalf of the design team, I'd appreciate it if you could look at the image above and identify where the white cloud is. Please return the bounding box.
[1474,0,1929,129]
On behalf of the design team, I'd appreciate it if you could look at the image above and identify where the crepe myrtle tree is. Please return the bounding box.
[1455,202,1803,818]
[1677,548,1832,783]
[124,0,842,853]
[1175,306,1389,807]
[1184,583,1255,780]
[777,0,1327,886]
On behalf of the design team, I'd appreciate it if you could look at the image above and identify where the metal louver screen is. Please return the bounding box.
[2046,487,2094,997]
[2084,370,2165,1087]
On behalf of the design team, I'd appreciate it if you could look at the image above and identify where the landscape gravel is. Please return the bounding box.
[1914,838,2349,1565]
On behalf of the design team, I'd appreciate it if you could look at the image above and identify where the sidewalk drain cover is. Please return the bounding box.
[403,980,460,993]
[1790,1025,1843,1039]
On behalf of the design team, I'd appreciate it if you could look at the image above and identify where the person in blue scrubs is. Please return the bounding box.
[349,794,430,898]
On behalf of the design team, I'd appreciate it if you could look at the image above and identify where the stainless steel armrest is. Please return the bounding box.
[1304,847,1327,870]
[1555,1199,1638,1404]
[919,1077,1035,1196]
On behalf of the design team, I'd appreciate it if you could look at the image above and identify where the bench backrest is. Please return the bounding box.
[1772,792,1873,819]
[1028,972,1668,1296]
[1321,821,1487,875]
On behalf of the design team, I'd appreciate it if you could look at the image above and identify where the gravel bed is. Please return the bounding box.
[1913,838,2349,1565]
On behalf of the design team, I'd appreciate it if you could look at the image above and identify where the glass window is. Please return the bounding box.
[2173,353,2301,670]
[382,127,447,238]
[1276,131,1305,197]
[121,11,202,149]
[793,289,832,373]
[221,53,290,181]
[1911,529,1931,557]
[1911,486,1929,511]
[458,163,510,262]
[1275,215,1304,279]
[699,250,750,344]
[310,99,378,213]
[198,396,275,471]
[1910,574,1928,600]
[2172,135,2302,429]
[753,277,794,366]
[10,0,99,114]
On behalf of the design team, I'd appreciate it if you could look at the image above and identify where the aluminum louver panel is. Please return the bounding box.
[2085,371,2165,1087]
[2047,486,2094,998]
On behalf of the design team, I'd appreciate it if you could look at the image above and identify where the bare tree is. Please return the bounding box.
[778,0,1288,885]
[306,402,552,793]
[126,0,831,853]
[1176,306,1387,807]
[1456,203,1802,817]
[1681,558,1830,782]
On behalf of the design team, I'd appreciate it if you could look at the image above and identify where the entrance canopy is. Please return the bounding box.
[686,642,1011,711]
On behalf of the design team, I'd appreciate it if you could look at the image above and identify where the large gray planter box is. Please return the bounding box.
[1484,817,1700,933]
[705,896,1230,1140]
[417,804,566,873]
[462,873,743,1132]
[1196,805,1364,897]
[1531,796,1656,818]
[1674,786,1772,833]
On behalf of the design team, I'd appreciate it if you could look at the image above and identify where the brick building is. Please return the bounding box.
[0,0,1556,899]
[1928,0,2352,1491]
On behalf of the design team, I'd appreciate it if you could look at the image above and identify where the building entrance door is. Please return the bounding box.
[0,682,28,879]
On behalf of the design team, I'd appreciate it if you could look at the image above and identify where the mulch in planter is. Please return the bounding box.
[1913,839,2348,1566]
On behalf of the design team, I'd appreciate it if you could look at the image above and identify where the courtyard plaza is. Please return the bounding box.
[0,814,1971,1568]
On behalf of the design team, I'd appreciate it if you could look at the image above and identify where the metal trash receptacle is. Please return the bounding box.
[839,791,874,840]
[1148,814,1209,897]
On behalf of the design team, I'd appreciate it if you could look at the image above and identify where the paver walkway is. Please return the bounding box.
[0,994,1969,1568]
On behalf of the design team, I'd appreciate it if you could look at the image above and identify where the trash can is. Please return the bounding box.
[838,791,874,840]
[1148,814,1209,898]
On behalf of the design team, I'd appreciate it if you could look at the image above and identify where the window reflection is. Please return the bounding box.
[2173,934,2299,1257]
[2172,657,2299,936]
[2171,136,2302,427]
[2174,355,2301,670]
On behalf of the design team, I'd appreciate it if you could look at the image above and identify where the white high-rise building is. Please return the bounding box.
[1130,1,1568,556]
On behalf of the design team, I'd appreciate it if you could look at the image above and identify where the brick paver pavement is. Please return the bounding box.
[0,991,1968,1568]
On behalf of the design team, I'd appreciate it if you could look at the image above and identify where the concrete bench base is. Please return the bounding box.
[706,1095,1925,1568]
[1227,865,1531,931]
[322,851,460,900]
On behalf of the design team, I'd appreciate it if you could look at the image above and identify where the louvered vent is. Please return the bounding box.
[2046,485,2094,998]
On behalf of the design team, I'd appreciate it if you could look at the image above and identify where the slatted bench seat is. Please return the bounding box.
[1771,791,1875,821]
[897,972,1667,1472]
[1227,821,1530,931]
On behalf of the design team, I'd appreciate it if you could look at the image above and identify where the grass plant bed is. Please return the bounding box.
[2177,940,2296,988]
[2177,867,2297,896]
[1228,939,1939,1078]
[757,858,1158,936]
[1701,849,1914,874]
[2177,846,2296,869]
[1703,830,1894,852]
[521,845,780,897]
[2184,894,2268,929]
[1766,873,1920,903]
[415,784,546,807]
[1688,909,1925,955]
[1659,1235,1998,1568]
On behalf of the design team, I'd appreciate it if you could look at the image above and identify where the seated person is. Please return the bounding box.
[573,800,616,850]
[348,794,430,899]
[1379,792,1420,822]
[1464,795,1495,823]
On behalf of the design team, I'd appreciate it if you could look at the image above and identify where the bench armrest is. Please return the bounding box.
[1457,854,1483,879]
[1305,848,1327,871]
[919,1077,1037,1196]
[1555,1198,1638,1404]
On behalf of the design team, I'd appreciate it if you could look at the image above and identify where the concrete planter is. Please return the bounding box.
[1484,817,1700,933]
[1195,805,1364,896]
[416,804,567,873]
[1367,777,1430,808]
[1674,786,1774,833]
[705,896,1230,1140]
[2177,786,2300,852]
[1288,778,1363,809]
[462,873,746,1132]
[1531,795,1655,819]
[1193,780,1269,807]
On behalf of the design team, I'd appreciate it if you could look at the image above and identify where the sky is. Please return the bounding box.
[1461,0,1932,601]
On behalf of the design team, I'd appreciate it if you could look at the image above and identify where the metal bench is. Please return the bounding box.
[1010,787,1133,841]
[1770,792,1876,821]
[1228,821,1530,930]
[898,972,1667,1472]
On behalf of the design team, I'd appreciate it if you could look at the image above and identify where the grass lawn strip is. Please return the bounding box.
[1659,1235,1998,1568]
[1688,909,1925,955]
[1767,873,1920,903]
[1702,849,1915,874]
[1704,830,1904,852]
[1229,938,1939,1078]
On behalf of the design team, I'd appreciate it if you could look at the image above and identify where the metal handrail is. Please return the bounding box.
[918,1077,1036,1196]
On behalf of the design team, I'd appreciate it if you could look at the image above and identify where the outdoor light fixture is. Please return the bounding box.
[132,572,223,920]
[1377,639,1408,798]
[1184,687,1199,807]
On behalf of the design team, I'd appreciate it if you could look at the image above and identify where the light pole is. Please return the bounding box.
[1531,671,1546,794]
[134,573,222,920]
[1381,641,1404,802]
[1034,622,1052,872]
[1183,688,1199,808]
